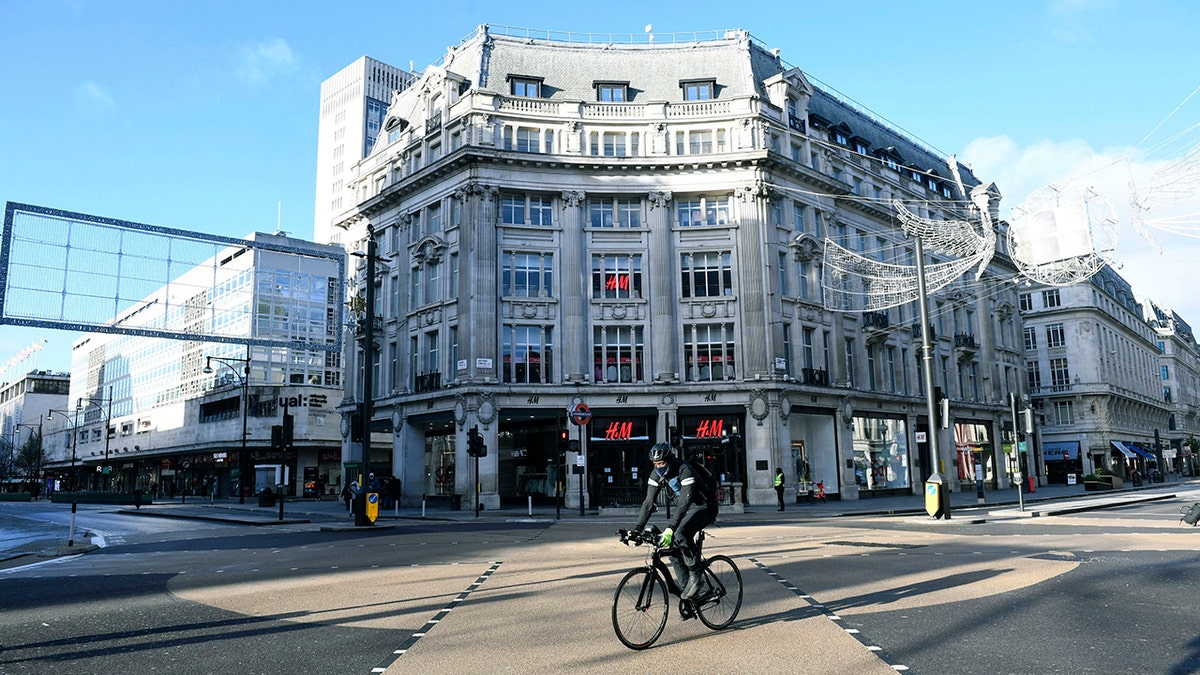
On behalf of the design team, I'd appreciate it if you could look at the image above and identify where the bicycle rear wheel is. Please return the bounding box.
[695,555,742,630]
[612,567,669,650]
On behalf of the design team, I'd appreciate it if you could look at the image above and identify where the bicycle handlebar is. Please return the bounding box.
[616,526,661,547]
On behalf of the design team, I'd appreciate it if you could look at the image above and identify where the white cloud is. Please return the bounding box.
[234,38,296,84]
[75,81,115,109]
[962,134,1200,323]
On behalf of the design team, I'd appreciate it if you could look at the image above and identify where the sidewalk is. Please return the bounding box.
[5,478,1194,569]
[123,475,1198,524]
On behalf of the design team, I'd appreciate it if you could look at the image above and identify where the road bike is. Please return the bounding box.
[612,526,743,649]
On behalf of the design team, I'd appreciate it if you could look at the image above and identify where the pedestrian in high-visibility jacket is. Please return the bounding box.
[774,468,786,511]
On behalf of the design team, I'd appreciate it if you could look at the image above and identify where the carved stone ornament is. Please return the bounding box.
[780,393,792,422]
[340,414,352,440]
[749,389,770,425]
[790,232,822,262]
[478,392,496,427]
[561,190,586,208]
[412,235,447,267]
[454,394,467,428]
[840,397,854,428]
[996,304,1013,321]
[736,179,776,203]
[392,410,403,435]
[660,393,675,406]
[648,190,673,210]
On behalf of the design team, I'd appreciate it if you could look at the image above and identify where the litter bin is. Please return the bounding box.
[258,488,276,507]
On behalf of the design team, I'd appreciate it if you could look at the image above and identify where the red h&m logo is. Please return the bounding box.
[605,274,630,291]
[694,419,724,438]
[604,421,633,440]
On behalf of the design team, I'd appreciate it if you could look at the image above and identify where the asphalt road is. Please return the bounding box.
[1,491,1199,674]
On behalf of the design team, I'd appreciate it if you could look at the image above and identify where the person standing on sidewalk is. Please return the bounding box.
[774,468,786,511]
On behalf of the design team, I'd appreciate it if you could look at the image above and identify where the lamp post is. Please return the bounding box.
[204,351,251,504]
[15,417,43,493]
[78,386,113,490]
[48,408,80,545]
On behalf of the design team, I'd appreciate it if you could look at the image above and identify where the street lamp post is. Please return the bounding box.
[78,386,113,490]
[204,351,251,504]
[48,408,80,545]
[15,416,43,493]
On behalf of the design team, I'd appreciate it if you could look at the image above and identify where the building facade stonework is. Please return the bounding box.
[330,25,1029,510]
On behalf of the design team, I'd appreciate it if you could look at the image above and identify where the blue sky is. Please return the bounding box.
[2,0,1199,375]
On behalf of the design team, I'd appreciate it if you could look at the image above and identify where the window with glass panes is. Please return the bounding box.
[593,325,644,383]
[1054,400,1073,425]
[502,324,553,384]
[511,78,541,98]
[689,130,713,154]
[597,83,626,102]
[516,128,540,153]
[680,251,732,297]
[1050,357,1070,388]
[588,196,642,228]
[1042,289,1061,308]
[1026,360,1041,390]
[603,133,626,157]
[592,254,642,299]
[1023,326,1037,350]
[684,323,734,382]
[1019,293,1032,311]
[676,196,730,227]
[503,252,553,298]
[423,259,440,305]
[501,194,553,226]
[682,81,714,100]
[1046,323,1065,348]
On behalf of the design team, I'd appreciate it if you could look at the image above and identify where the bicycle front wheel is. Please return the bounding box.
[612,567,670,650]
[695,555,742,630]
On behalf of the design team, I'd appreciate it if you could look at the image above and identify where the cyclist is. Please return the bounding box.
[631,442,719,600]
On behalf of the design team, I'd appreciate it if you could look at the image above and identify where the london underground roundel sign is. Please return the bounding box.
[569,402,591,426]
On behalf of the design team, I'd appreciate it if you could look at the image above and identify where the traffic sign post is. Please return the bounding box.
[568,403,590,516]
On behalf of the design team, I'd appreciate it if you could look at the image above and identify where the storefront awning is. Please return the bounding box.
[1110,441,1136,459]
[1128,443,1154,459]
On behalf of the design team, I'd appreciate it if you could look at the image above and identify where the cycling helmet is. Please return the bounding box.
[649,442,674,463]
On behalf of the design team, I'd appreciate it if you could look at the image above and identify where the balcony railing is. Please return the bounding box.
[425,110,442,134]
[801,368,830,387]
[414,372,442,393]
[954,333,978,350]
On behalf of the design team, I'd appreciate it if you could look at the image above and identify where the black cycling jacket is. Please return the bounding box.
[633,459,717,532]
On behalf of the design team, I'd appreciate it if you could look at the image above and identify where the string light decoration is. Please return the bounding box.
[821,200,995,312]
[1007,183,1119,287]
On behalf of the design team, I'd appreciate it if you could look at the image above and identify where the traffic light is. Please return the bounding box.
[935,387,950,429]
[271,425,283,450]
[282,413,294,448]
[467,425,487,457]
[1021,408,1034,436]
[668,426,680,448]
[558,429,569,457]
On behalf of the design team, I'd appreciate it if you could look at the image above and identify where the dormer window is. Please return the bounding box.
[509,76,543,98]
[834,132,848,145]
[680,79,715,101]
[595,81,628,102]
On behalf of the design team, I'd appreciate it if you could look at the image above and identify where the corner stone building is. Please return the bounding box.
[332,26,1024,510]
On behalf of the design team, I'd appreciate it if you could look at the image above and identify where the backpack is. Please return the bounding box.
[684,460,719,506]
[1182,502,1200,526]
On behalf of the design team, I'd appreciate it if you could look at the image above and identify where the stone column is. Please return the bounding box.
[647,190,677,382]
[735,180,772,379]
[560,190,587,382]
[455,182,499,383]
